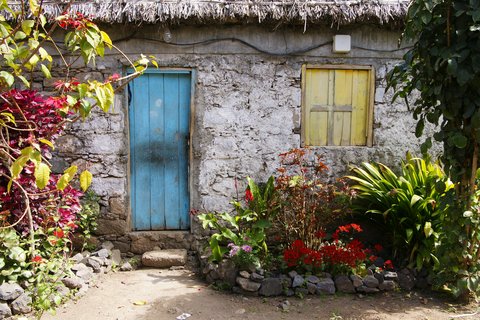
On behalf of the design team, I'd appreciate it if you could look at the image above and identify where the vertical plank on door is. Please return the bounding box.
[131,75,151,230]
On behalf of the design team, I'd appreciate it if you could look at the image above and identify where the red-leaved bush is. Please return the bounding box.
[0,90,82,235]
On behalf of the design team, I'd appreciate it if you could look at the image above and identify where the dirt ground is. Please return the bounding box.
[41,269,479,320]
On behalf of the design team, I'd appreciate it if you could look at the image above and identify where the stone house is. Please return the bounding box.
[36,0,427,257]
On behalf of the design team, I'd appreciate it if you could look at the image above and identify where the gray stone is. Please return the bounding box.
[75,284,89,298]
[0,302,12,319]
[357,285,380,294]
[306,275,320,284]
[120,262,133,271]
[374,272,384,284]
[292,274,304,288]
[307,282,317,294]
[397,268,415,291]
[87,258,102,273]
[295,287,309,297]
[384,271,398,281]
[258,278,283,296]
[379,280,396,291]
[279,274,292,288]
[218,259,237,287]
[62,276,85,289]
[111,249,122,265]
[364,275,380,288]
[94,248,111,259]
[315,278,335,295]
[350,274,363,288]
[11,293,32,315]
[71,253,84,263]
[55,285,70,298]
[255,268,264,276]
[288,270,298,278]
[239,271,250,279]
[335,275,355,293]
[76,267,94,282]
[250,272,264,283]
[279,300,290,311]
[285,289,295,297]
[231,286,259,296]
[0,283,24,301]
[100,241,115,250]
[71,263,89,272]
[141,249,187,268]
[236,277,261,292]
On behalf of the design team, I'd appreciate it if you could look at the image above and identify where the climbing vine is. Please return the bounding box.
[388,0,480,299]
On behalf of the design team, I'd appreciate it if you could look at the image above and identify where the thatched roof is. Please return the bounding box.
[8,0,410,28]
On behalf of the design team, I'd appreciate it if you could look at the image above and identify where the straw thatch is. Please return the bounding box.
[7,0,410,27]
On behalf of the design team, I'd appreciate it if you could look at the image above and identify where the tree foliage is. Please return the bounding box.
[387,0,480,299]
[0,0,154,314]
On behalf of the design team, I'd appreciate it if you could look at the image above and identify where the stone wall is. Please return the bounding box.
[47,23,439,254]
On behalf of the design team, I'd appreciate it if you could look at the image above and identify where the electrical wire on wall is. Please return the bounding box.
[111,31,413,57]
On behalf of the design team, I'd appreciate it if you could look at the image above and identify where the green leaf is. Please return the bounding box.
[80,170,93,191]
[0,71,14,87]
[34,162,50,189]
[40,64,51,78]
[447,58,458,75]
[17,75,30,88]
[38,138,54,150]
[29,0,40,16]
[14,31,26,40]
[21,20,34,35]
[11,155,29,178]
[424,221,433,238]
[100,30,112,48]
[451,134,468,148]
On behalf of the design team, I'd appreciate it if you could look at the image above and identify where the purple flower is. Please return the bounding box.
[241,245,252,253]
[228,244,240,257]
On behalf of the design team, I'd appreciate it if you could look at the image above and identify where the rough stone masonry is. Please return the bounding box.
[45,23,439,255]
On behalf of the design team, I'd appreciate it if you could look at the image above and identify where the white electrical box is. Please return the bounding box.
[333,35,351,53]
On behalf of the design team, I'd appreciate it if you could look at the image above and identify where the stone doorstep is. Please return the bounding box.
[142,249,188,268]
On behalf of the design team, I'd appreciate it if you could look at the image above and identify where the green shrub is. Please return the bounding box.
[198,176,277,268]
[348,153,453,271]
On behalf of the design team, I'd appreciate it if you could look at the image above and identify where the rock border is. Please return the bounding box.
[201,259,431,297]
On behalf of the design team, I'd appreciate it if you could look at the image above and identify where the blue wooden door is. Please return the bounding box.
[129,71,191,230]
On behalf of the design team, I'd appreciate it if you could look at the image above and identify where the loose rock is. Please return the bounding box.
[292,274,304,288]
[379,280,396,291]
[335,275,355,293]
[120,262,133,271]
[250,272,264,283]
[236,277,261,292]
[364,275,380,288]
[239,271,250,279]
[258,278,283,297]
[0,283,24,301]
[0,302,12,319]
[316,278,335,295]
[62,276,85,289]
[350,274,363,288]
[306,275,320,284]
[11,293,32,315]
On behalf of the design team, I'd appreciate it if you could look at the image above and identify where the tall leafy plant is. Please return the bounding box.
[387,0,480,299]
[198,177,277,266]
[348,154,453,271]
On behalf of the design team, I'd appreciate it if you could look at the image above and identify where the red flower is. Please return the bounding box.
[369,255,377,263]
[374,244,383,253]
[107,73,121,82]
[245,189,254,202]
[350,223,362,232]
[53,228,65,238]
[384,260,394,270]
[31,255,43,263]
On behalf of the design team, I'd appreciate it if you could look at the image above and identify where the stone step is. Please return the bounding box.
[141,249,188,268]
